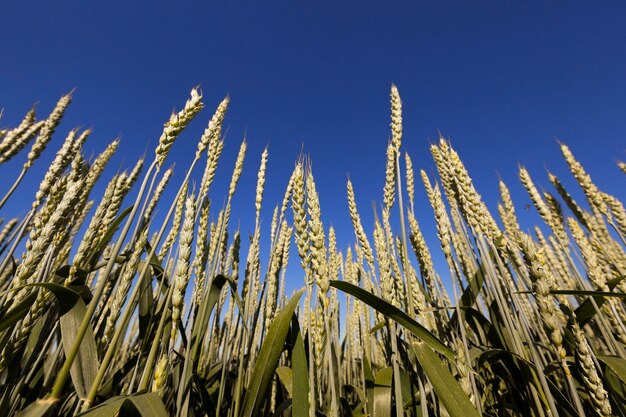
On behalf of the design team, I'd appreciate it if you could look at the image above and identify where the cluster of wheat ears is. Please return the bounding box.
[0,86,624,417]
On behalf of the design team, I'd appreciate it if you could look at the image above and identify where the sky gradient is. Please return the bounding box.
[1,1,625,287]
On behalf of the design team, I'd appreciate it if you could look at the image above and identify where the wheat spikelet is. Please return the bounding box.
[448,143,500,240]
[0,106,36,159]
[0,107,35,151]
[207,211,223,274]
[159,182,188,260]
[265,220,289,329]
[560,143,608,215]
[373,217,397,307]
[72,174,119,269]
[199,138,224,199]
[0,120,45,163]
[563,306,613,417]
[33,129,79,207]
[430,140,457,209]
[603,192,626,238]
[292,163,310,279]
[328,226,340,282]
[171,194,196,343]
[142,166,174,225]
[196,95,229,158]
[24,92,72,169]
[519,167,567,244]
[346,179,375,270]
[155,88,203,167]
[228,139,247,199]
[383,141,396,211]
[126,157,144,189]
[548,172,591,234]
[10,177,78,300]
[97,174,131,243]
[407,210,437,302]
[390,84,402,152]
[568,218,626,345]
[305,169,329,293]
[192,198,211,305]
[152,354,169,393]
[5,177,85,357]
[405,153,415,212]
[255,148,269,223]
[421,171,455,265]
[497,180,526,263]
[519,233,568,362]
[85,139,119,190]
[0,218,17,247]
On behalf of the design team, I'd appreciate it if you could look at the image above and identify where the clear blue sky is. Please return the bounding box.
[1,1,625,287]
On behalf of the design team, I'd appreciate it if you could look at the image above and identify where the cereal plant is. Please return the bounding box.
[0,85,624,417]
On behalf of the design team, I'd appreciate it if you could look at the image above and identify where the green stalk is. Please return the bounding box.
[0,167,27,209]
[388,322,404,417]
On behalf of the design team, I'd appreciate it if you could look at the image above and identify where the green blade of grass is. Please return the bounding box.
[411,342,480,417]
[240,288,304,417]
[373,367,392,417]
[276,366,293,397]
[76,392,168,417]
[59,297,99,400]
[598,356,626,386]
[291,315,310,417]
[330,280,454,361]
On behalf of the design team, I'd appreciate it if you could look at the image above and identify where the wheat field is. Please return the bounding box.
[0,86,624,417]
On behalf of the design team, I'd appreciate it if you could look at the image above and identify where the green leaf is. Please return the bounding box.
[176,275,237,415]
[191,275,232,360]
[369,321,385,334]
[16,398,58,417]
[459,267,485,309]
[143,241,165,280]
[59,297,99,400]
[574,276,624,326]
[411,342,480,417]
[276,366,293,397]
[240,288,304,417]
[399,368,420,411]
[372,367,392,417]
[24,282,81,315]
[0,282,88,330]
[291,316,309,417]
[598,356,626,386]
[363,353,375,416]
[77,397,126,417]
[545,378,579,417]
[330,280,454,361]
[191,373,216,416]
[76,393,167,417]
[123,392,169,417]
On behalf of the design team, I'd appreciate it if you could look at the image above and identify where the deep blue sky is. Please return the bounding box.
[1,1,625,287]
